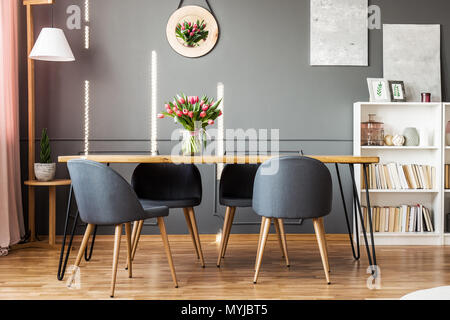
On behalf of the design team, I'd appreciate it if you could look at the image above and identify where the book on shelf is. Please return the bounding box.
[362,205,434,233]
[362,163,435,190]
[445,164,450,189]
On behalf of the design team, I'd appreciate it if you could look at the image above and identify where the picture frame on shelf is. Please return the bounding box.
[367,78,391,102]
[388,80,407,102]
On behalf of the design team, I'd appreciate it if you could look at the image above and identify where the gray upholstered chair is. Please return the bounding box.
[252,156,333,284]
[67,160,178,297]
[217,164,289,268]
[130,163,205,267]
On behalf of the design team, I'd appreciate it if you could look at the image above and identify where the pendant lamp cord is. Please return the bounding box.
[177,0,217,19]
[51,4,54,28]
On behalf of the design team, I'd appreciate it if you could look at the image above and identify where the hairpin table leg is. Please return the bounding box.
[335,164,360,260]
[362,163,378,270]
[350,164,378,274]
[57,185,80,281]
[83,164,111,262]
[84,225,98,261]
[58,162,111,278]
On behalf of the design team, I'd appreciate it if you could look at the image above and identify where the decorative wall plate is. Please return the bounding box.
[166,5,219,58]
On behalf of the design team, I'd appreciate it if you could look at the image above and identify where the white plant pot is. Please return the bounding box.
[34,163,56,182]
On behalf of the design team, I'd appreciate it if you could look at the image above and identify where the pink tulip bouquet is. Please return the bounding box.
[175,20,209,47]
[158,94,222,155]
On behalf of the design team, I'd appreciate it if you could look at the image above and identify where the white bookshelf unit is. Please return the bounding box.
[443,103,450,245]
[354,102,444,245]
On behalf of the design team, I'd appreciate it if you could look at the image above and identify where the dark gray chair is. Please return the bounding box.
[130,163,205,267]
[252,156,333,284]
[67,160,178,297]
[217,164,289,268]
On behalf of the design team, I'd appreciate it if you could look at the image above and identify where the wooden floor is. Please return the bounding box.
[1,234,449,300]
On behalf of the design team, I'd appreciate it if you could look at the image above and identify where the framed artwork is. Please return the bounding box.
[367,78,391,102]
[384,24,441,102]
[310,0,368,66]
[388,81,407,102]
[166,5,219,58]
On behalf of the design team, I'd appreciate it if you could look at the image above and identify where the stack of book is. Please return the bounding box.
[445,164,450,189]
[362,205,434,233]
[362,163,435,190]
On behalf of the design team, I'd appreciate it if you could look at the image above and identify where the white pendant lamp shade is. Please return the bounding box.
[29,28,75,62]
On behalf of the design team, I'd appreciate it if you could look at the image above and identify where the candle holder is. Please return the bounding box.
[421,93,431,103]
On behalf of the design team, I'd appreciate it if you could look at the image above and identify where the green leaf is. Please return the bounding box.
[40,128,51,163]
[209,99,222,112]
[161,111,175,118]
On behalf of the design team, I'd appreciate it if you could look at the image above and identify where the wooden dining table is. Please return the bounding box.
[59,154,378,165]
[57,154,380,280]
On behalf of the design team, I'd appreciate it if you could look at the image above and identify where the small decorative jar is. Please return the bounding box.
[421,93,431,103]
[361,114,384,146]
[403,127,420,146]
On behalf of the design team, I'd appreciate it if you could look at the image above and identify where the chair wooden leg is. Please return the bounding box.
[67,224,95,289]
[253,217,271,284]
[131,220,144,261]
[273,219,285,258]
[126,220,143,270]
[313,218,331,285]
[217,207,232,267]
[255,219,264,270]
[157,217,179,288]
[319,219,331,273]
[221,207,236,259]
[125,222,132,278]
[276,219,290,267]
[74,224,95,267]
[188,207,205,268]
[110,224,122,298]
[184,208,200,259]
[130,220,139,255]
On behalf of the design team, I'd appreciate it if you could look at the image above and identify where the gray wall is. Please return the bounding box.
[19,0,450,236]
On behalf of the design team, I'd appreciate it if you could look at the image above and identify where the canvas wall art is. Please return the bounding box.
[383,24,442,102]
[310,0,368,66]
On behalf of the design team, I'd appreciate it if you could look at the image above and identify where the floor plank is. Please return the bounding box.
[1,235,449,300]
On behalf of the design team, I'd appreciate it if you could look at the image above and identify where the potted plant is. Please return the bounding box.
[158,94,222,155]
[34,128,56,182]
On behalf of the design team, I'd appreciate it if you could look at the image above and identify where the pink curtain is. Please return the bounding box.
[0,0,25,254]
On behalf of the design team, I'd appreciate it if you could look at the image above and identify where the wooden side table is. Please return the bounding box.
[24,179,72,246]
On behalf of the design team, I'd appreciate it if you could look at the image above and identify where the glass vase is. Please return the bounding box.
[182,122,205,156]
[361,114,385,146]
